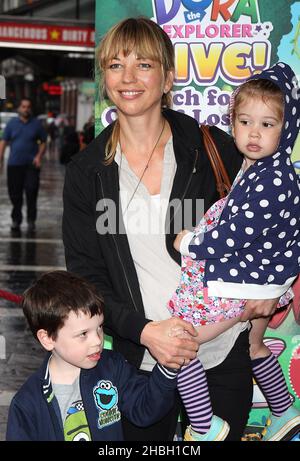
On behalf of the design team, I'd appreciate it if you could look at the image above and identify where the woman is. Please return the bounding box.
[63,17,279,441]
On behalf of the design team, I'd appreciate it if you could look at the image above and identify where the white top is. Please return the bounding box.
[180,231,296,298]
[115,139,248,371]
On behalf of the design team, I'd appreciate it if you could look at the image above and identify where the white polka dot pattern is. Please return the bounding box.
[187,62,300,289]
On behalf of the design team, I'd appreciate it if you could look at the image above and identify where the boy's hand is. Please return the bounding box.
[168,326,186,337]
[173,229,190,252]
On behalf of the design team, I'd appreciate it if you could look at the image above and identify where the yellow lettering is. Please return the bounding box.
[190,43,224,81]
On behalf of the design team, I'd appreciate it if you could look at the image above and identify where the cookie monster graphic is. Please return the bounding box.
[93,380,121,429]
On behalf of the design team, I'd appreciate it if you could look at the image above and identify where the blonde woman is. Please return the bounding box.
[63,17,278,441]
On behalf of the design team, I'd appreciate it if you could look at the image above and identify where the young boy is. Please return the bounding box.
[6,271,178,441]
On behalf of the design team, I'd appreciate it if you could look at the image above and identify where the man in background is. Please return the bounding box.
[0,98,47,233]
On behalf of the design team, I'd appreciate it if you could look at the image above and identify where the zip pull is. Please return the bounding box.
[193,149,199,173]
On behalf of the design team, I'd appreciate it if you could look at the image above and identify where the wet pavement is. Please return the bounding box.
[0,149,66,440]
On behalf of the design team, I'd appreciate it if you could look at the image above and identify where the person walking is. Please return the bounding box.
[0,98,47,233]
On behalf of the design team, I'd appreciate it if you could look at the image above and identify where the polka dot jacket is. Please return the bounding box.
[188,62,300,301]
[168,186,292,326]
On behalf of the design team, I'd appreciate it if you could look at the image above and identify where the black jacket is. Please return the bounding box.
[63,109,242,368]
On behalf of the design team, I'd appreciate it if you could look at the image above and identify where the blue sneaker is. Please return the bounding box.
[184,415,230,441]
[262,406,300,441]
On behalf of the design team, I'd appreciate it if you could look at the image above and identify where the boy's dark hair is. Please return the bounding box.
[22,271,104,340]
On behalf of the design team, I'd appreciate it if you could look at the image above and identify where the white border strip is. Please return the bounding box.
[0,41,94,52]
[0,265,65,272]
[0,238,62,244]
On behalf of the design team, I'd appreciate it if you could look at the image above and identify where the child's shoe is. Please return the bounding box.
[261,405,300,441]
[184,415,230,441]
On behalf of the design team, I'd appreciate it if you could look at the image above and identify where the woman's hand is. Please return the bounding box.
[240,298,279,321]
[173,229,190,252]
[140,318,199,369]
